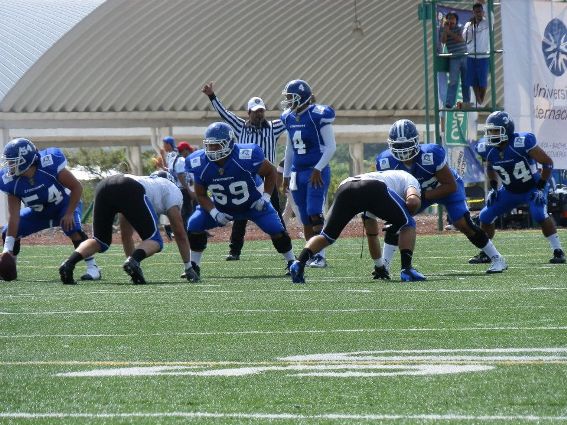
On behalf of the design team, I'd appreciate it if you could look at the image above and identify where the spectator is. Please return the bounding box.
[171,141,195,226]
[440,11,470,109]
[0,138,101,282]
[202,82,286,261]
[463,2,492,107]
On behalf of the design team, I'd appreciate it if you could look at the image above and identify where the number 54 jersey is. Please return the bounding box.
[187,144,265,215]
[0,147,72,215]
[475,132,539,194]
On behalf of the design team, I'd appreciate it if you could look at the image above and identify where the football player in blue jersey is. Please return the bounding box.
[475,111,565,264]
[0,138,100,281]
[376,119,507,273]
[281,79,337,268]
[185,122,295,278]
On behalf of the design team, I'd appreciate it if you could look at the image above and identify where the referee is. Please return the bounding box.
[202,82,287,261]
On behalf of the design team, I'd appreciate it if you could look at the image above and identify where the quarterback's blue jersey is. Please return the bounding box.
[0,147,71,215]
[376,144,463,201]
[187,144,264,214]
[475,132,539,194]
[281,104,335,171]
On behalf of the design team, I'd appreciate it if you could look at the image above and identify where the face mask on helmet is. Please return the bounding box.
[1,138,39,177]
[203,122,236,161]
[387,119,420,161]
[280,79,312,111]
[484,111,514,146]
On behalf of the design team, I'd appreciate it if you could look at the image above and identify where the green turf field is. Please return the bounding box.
[1,229,567,424]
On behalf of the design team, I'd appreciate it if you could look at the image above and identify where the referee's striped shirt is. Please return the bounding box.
[208,95,285,164]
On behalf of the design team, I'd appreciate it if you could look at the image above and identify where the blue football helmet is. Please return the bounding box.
[203,122,236,161]
[1,138,39,177]
[280,79,312,111]
[387,119,420,161]
[484,111,515,146]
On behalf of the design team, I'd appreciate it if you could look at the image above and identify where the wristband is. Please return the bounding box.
[542,163,553,170]
[210,208,219,218]
[490,180,498,190]
[3,236,15,253]
[262,192,272,202]
[536,179,547,190]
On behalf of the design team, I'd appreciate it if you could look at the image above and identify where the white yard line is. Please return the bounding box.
[0,412,566,421]
[2,325,567,339]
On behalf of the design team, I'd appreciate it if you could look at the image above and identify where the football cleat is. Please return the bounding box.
[468,251,491,264]
[372,265,391,280]
[59,261,76,285]
[285,260,295,276]
[180,261,201,279]
[307,254,327,268]
[80,264,101,281]
[400,268,426,282]
[123,257,146,285]
[550,249,566,264]
[184,266,200,283]
[226,253,240,261]
[486,255,508,274]
[290,260,305,284]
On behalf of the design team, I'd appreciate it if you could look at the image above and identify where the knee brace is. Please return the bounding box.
[71,230,89,248]
[384,227,399,246]
[188,232,208,252]
[271,232,292,254]
[309,214,325,232]
[463,212,489,248]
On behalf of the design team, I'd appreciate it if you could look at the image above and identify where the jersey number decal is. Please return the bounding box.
[292,131,307,155]
[208,182,250,206]
[492,162,532,186]
[21,185,64,212]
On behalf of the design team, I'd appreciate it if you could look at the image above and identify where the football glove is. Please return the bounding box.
[250,192,271,212]
[210,208,233,226]
[531,189,546,205]
[486,188,498,206]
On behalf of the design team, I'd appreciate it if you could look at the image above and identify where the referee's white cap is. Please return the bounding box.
[247,97,266,111]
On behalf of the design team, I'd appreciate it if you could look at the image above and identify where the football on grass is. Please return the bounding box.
[0,252,17,281]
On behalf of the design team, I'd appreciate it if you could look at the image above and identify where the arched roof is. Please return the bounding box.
[0,0,504,129]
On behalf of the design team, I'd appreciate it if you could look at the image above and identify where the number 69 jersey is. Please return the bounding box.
[187,144,264,214]
[0,147,71,215]
[475,132,539,193]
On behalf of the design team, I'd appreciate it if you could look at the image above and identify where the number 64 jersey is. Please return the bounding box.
[475,132,539,193]
[0,147,72,215]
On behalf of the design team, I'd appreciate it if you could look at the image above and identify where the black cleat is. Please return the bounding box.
[372,265,391,280]
[123,257,146,284]
[226,253,240,261]
[550,249,566,264]
[59,261,77,285]
[182,261,201,279]
[468,251,491,264]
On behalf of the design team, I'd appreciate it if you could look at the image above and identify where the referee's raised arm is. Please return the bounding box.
[202,81,245,137]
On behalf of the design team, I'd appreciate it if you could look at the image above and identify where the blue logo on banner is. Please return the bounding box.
[542,18,567,76]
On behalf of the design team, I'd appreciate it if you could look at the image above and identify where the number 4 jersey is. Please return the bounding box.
[0,147,71,215]
[475,132,539,193]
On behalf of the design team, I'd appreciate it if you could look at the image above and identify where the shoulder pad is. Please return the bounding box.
[378,157,391,170]
[238,148,253,160]
[41,154,54,167]
[190,155,202,168]
[476,141,487,153]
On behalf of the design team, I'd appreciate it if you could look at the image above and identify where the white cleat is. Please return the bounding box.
[307,254,327,268]
[486,255,508,274]
[81,264,102,281]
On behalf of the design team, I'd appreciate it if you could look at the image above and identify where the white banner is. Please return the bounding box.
[502,0,567,170]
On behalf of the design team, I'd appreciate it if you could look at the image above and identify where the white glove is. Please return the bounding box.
[250,192,272,212]
[210,208,233,226]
